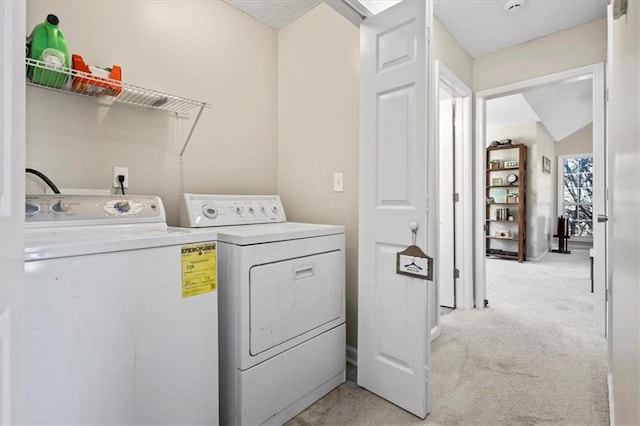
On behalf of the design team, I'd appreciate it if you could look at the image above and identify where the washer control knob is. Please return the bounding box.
[260,206,266,214]
[271,206,278,214]
[50,200,70,214]
[114,201,131,213]
[26,201,41,217]
[248,207,255,214]
[202,204,218,219]
[235,207,242,215]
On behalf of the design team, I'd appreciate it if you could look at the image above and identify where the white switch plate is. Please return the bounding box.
[333,172,344,192]
[112,166,129,189]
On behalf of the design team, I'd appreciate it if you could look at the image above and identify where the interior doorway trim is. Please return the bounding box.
[474,63,606,312]
[435,61,474,311]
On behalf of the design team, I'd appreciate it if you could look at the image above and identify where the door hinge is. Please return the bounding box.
[453,193,460,203]
[426,26,431,41]
[606,88,610,102]
[454,268,460,279]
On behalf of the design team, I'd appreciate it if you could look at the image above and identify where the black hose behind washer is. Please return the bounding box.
[26,168,60,194]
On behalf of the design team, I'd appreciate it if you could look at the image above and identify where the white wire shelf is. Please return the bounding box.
[26,58,210,114]
[26,57,211,157]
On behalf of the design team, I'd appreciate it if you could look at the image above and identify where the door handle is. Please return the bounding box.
[409,222,418,245]
[597,214,608,223]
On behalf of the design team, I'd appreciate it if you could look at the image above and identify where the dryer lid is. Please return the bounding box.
[215,222,344,245]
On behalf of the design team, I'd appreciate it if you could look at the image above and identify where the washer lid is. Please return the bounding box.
[214,222,344,245]
[25,226,218,261]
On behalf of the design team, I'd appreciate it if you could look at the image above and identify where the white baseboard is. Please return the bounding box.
[608,373,615,425]
[346,345,357,366]
[529,250,549,262]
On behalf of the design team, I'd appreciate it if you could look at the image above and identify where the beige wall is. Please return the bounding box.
[474,19,607,91]
[26,1,278,224]
[556,123,593,157]
[534,124,557,253]
[277,4,360,347]
[433,18,474,88]
[611,2,640,424]
[276,8,475,349]
[487,122,555,259]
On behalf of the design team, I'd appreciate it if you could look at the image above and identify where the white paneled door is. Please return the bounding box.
[357,0,434,418]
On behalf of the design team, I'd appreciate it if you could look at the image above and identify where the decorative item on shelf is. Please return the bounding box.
[491,177,504,186]
[507,193,519,204]
[504,160,518,167]
[508,214,514,221]
[495,207,510,220]
[71,54,122,97]
[495,230,512,238]
[489,138,514,147]
[487,197,495,204]
[506,173,518,185]
[543,155,551,174]
[492,188,507,203]
[489,160,501,170]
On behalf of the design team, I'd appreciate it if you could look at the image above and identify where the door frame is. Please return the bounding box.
[435,61,474,312]
[474,64,606,323]
[1,0,27,424]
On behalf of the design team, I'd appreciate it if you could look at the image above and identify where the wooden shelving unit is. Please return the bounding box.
[486,144,527,262]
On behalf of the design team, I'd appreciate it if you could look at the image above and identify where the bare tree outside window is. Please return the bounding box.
[562,156,593,237]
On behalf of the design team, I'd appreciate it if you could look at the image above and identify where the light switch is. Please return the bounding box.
[333,172,344,192]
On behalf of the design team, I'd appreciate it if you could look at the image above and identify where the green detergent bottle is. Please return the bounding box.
[27,14,70,88]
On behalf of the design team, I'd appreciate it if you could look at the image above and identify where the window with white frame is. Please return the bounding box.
[558,155,593,238]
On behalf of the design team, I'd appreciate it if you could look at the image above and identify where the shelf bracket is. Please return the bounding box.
[180,103,206,159]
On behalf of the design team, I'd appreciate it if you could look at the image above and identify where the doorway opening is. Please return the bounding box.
[474,64,607,336]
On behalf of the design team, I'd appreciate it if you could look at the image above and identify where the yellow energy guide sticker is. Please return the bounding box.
[181,242,217,298]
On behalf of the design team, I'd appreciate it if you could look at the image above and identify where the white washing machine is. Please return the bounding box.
[24,194,219,425]
[180,194,346,426]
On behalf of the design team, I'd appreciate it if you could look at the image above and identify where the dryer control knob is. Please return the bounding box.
[271,206,278,213]
[114,201,131,213]
[260,206,266,214]
[50,200,70,214]
[235,207,242,215]
[203,204,218,219]
[26,201,41,217]
[248,207,255,214]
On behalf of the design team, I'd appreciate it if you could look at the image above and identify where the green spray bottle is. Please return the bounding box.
[27,14,70,88]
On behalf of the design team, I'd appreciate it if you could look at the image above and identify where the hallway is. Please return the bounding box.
[288,249,608,425]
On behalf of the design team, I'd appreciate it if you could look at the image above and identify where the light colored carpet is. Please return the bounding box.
[287,250,608,425]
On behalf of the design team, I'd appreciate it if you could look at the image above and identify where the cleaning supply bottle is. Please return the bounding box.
[27,14,70,88]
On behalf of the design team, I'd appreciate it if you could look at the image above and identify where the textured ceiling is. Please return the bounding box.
[434,0,607,57]
[223,1,606,55]
[487,79,593,142]
[223,0,321,29]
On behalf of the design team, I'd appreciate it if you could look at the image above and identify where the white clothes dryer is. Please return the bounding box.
[24,194,219,425]
[180,194,346,426]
